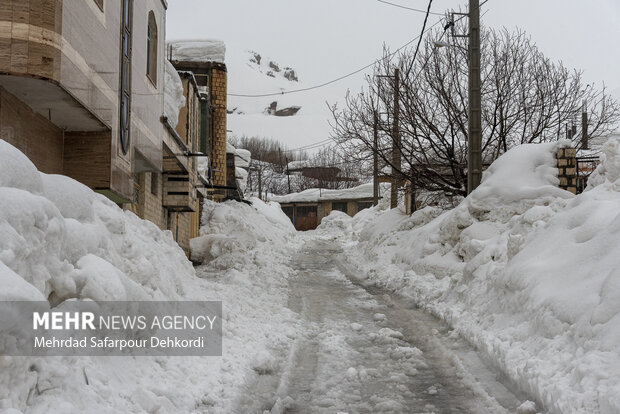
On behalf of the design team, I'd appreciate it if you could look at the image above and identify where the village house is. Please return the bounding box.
[0,1,230,256]
[272,183,382,231]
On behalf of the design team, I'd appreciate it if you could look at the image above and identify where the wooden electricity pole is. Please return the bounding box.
[391,68,400,208]
[373,109,379,206]
[467,0,482,194]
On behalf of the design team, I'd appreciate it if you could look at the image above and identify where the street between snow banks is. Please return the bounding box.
[233,235,533,414]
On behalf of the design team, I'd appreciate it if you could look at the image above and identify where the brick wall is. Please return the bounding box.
[168,211,191,255]
[210,67,227,190]
[0,87,64,174]
[557,147,577,194]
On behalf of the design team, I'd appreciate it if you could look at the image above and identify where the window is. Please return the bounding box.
[146,12,158,86]
[295,206,317,218]
[150,172,158,196]
[119,0,132,155]
[332,202,348,213]
[93,0,104,11]
[357,201,373,211]
[281,206,294,223]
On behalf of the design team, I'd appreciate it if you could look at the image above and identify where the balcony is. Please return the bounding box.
[163,173,197,212]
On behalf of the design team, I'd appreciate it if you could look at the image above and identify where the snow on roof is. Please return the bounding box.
[272,182,384,204]
[168,39,226,64]
[163,60,185,129]
[226,142,236,154]
[235,148,251,168]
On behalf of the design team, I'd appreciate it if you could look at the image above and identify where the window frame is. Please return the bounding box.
[146,11,158,87]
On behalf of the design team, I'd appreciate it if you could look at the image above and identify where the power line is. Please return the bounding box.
[405,0,434,78]
[228,18,446,98]
[377,0,443,16]
[228,0,490,99]
[282,138,334,153]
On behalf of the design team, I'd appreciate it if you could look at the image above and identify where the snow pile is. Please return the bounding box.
[197,155,210,181]
[163,59,186,129]
[187,198,301,412]
[333,139,620,413]
[190,197,295,264]
[168,39,226,63]
[0,140,301,413]
[0,140,193,304]
[0,139,200,412]
[235,148,251,168]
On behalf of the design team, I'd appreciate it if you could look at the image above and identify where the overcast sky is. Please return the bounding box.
[167,0,620,96]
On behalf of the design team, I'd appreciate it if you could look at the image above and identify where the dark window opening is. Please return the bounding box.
[295,206,317,218]
[150,173,158,196]
[357,201,373,211]
[93,0,104,11]
[332,202,348,213]
[281,206,294,222]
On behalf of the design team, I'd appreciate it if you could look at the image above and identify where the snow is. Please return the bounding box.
[0,140,301,413]
[168,39,226,64]
[163,59,186,129]
[320,138,620,413]
[190,197,294,264]
[235,148,251,169]
[5,129,620,412]
[226,49,342,151]
[271,182,388,203]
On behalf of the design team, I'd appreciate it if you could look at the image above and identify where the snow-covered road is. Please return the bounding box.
[235,235,531,414]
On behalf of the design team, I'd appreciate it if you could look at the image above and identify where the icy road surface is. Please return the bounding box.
[234,236,531,414]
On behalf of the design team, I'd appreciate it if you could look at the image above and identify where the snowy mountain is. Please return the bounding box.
[226,48,341,151]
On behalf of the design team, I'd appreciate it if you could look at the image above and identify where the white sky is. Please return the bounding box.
[166,0,620,147]
[167,0,620,90]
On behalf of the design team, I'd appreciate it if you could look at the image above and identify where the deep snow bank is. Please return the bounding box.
[190,197,294,264]
[325,139,620,413]
[0,140,300,413]
[0,140,194,305]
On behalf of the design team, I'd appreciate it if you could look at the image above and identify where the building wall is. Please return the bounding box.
[0,0,168,202]
[138,172,166,229]
[318,201,331,222]
[0,0,63,81]
[63,131,112,190]
[346,201,357,217]
[281,198,374,231]
[0,86,64,174]
[167,210,193,256]
[129,0,166,173]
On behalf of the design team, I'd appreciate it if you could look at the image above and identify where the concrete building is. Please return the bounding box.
[0,1,228,256]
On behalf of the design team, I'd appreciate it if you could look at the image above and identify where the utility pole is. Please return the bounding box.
[373,109,379,206]
[467,0,482,194]
[582,100,588,150]
[285,156,292,193]
[391,68,400,209]
[279,148,292,193]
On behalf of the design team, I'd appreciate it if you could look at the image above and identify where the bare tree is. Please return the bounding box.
[330,25,620,199]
